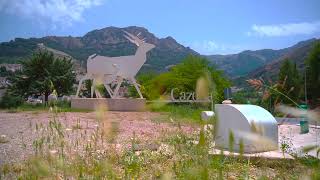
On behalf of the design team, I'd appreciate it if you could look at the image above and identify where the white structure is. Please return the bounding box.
[201,111,215,121]
[215,104,278,153]
[76,31,155,99]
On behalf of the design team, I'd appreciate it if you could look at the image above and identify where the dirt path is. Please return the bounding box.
[0,111,196,165]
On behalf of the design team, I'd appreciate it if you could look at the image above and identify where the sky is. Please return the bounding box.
[0,0,319,55]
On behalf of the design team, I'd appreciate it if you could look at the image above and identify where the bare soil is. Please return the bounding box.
[0,111,196,165]
[0,111,319,166]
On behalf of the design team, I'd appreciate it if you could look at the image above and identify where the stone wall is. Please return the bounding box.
[71,98,146,111]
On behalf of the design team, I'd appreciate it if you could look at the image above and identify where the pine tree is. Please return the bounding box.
[8,50,76,104]
[277,59,301,103]
[305,42,320,106]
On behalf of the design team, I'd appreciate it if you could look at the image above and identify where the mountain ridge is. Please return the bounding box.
[0,26,198,72]
[0,26,318,80]
[206,38,319,78]
[248,38,320,80]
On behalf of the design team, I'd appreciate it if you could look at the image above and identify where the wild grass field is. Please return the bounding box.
[0,104,319,179]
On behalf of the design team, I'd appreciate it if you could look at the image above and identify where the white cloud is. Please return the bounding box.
[248,21,320,37]
[0,0,104,27]
[190,40,245,55]
[191,41,220,55]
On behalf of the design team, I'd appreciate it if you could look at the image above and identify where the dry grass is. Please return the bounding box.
[0,108,319,179]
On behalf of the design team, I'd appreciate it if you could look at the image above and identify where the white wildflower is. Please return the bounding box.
[158,143,174,156]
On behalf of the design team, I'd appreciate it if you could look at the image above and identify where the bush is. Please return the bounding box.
[136,56,230,102]
[55,100,71,108]
[0,93,24,109]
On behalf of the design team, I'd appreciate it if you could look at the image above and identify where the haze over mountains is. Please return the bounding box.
[0,26,319,81]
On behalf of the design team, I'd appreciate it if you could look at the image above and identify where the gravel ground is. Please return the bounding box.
[0,111,196,165]
[279,123,320,157]
[0,111,319,166]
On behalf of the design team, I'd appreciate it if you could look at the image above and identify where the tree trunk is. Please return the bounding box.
[45,92,49,106]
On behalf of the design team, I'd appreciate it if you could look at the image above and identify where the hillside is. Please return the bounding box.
[0,26,198,72]
[206,38,319,77]
[37,43,86,77]
[206,50,285,77]
[0,27,318,80]
[247,39,320,80]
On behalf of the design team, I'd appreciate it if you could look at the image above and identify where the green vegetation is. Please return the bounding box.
[306,42,320,107]
[0,27,196,73]
[241,42,320,111]
[253,59,302,111]
[0,66,13,77]
[0,38,38,64]
[232,90,260,104]
[1,107,319,179]
[278,59,301,103]
[206,49,286,77]
[1,28,320,179]
[7,50,76,104]
[0,93,23,109]
[1,101,91,113]
[148,103,209,124]
[133,55,230,102]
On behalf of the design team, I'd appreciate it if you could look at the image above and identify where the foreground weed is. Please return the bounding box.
[1,104,320,179]
[0,135,9,143]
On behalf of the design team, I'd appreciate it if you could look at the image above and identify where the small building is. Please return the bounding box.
[0,64,22,72]
[0,77,8,88]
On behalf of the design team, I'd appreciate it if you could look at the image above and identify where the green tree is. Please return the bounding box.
[305,42,320,106]
[0,92,23,108]
[8,50,76,103]
[129,72,158,99]
[277,59,301,103]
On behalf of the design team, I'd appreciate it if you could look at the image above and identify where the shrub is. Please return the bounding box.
[0,92,23,109]
[136,56,230,102]
[55,100,71,108]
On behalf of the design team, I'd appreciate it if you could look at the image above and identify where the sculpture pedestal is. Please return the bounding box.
[71,98,146,111]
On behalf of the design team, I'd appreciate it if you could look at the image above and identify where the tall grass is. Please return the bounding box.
[148,103,209,124]
[1,105,319,179]
[2,100,91,113]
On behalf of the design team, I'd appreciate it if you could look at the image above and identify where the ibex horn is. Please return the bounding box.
[123,31,141,41]
[123,31,141,46]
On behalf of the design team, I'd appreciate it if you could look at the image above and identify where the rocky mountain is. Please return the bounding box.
[0,26,198,72]
[206,38,319,78]
[0,26,318,81]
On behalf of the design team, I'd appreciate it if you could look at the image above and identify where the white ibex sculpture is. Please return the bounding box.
[75,31,155,99]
